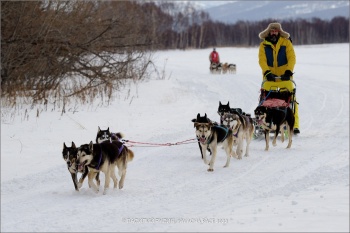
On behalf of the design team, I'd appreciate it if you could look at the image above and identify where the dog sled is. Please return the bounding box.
[253,77,297,138]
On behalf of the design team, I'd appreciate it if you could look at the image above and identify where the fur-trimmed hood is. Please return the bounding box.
[259,22,290,39]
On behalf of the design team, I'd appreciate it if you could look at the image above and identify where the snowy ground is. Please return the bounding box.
[1,43,349,232]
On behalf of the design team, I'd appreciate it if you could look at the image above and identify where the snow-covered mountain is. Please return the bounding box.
[202,1,349,23]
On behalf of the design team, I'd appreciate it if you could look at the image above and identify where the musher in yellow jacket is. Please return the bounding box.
[258,22,300,134]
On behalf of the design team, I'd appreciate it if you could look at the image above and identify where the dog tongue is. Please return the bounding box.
[78,163,85,171]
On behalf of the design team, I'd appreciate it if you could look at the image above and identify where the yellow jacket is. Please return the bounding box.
[259,37,296,78]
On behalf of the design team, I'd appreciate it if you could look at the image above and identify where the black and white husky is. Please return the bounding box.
[62,142,100,191]
[228,63,236,74]
[76,139,134,194]
[96,126,123,143]
[217,101,243,124]
[254,105,294,151]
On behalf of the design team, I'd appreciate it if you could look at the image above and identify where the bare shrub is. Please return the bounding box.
[1,1,157,115]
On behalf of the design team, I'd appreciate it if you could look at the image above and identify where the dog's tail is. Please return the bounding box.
[114,132,124,139]
[127,148,134,162]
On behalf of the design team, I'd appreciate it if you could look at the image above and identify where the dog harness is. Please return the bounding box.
[232,124,241,138]
[205,125,230,145]
[94,143,124,170]
[108,139,125,155]
[95,147,103,170]
[260,107,288,130]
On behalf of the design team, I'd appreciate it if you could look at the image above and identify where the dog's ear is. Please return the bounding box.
[98,126,101,132]
[63,142,67,149]
[72,141,76,148]
[237,113,246,128]
[196,113,200,120]
[107,127,109,131]
[89,141,93,151]
[219,101,222,106]
[204,113,207,119]
[227,101,230,106]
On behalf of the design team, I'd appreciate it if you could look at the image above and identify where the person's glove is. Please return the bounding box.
[264,70,276,81]
[281,70,293,81]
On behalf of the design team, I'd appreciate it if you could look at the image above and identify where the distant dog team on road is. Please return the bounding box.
[210,62,236,74]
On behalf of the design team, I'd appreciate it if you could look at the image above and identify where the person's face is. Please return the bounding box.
[269,29,279,43]
[269,29,279,36]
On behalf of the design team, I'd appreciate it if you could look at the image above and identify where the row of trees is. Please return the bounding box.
[145,2,349,48]
[1,1,348,108]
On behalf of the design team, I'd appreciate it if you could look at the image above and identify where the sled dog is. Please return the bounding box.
[222,62,229,74]
[217,101,243,125]
[254,106,294,151]
[96,126,124,143]
[228,64,236,74]
[221,112,254,159]
[62,142,100,191]
[210,62,222,74]
[76,140,134,194]
[192,113,234,172]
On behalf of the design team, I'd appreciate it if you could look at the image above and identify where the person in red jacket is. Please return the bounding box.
[209,48,220,65]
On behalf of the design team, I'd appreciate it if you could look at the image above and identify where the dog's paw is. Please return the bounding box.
[77,182,83,189]
[207,168,214,172]
[103,188,109,195]
[119,181,124,189]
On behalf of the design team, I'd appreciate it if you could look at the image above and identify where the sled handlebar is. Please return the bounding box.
[261,77,296,88]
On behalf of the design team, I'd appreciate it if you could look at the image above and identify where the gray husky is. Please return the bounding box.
[192,113,234,172]
[221,111,254,159]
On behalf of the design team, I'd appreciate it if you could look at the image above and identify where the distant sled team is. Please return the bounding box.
[62,127,133,194]
[210,62,236,74]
